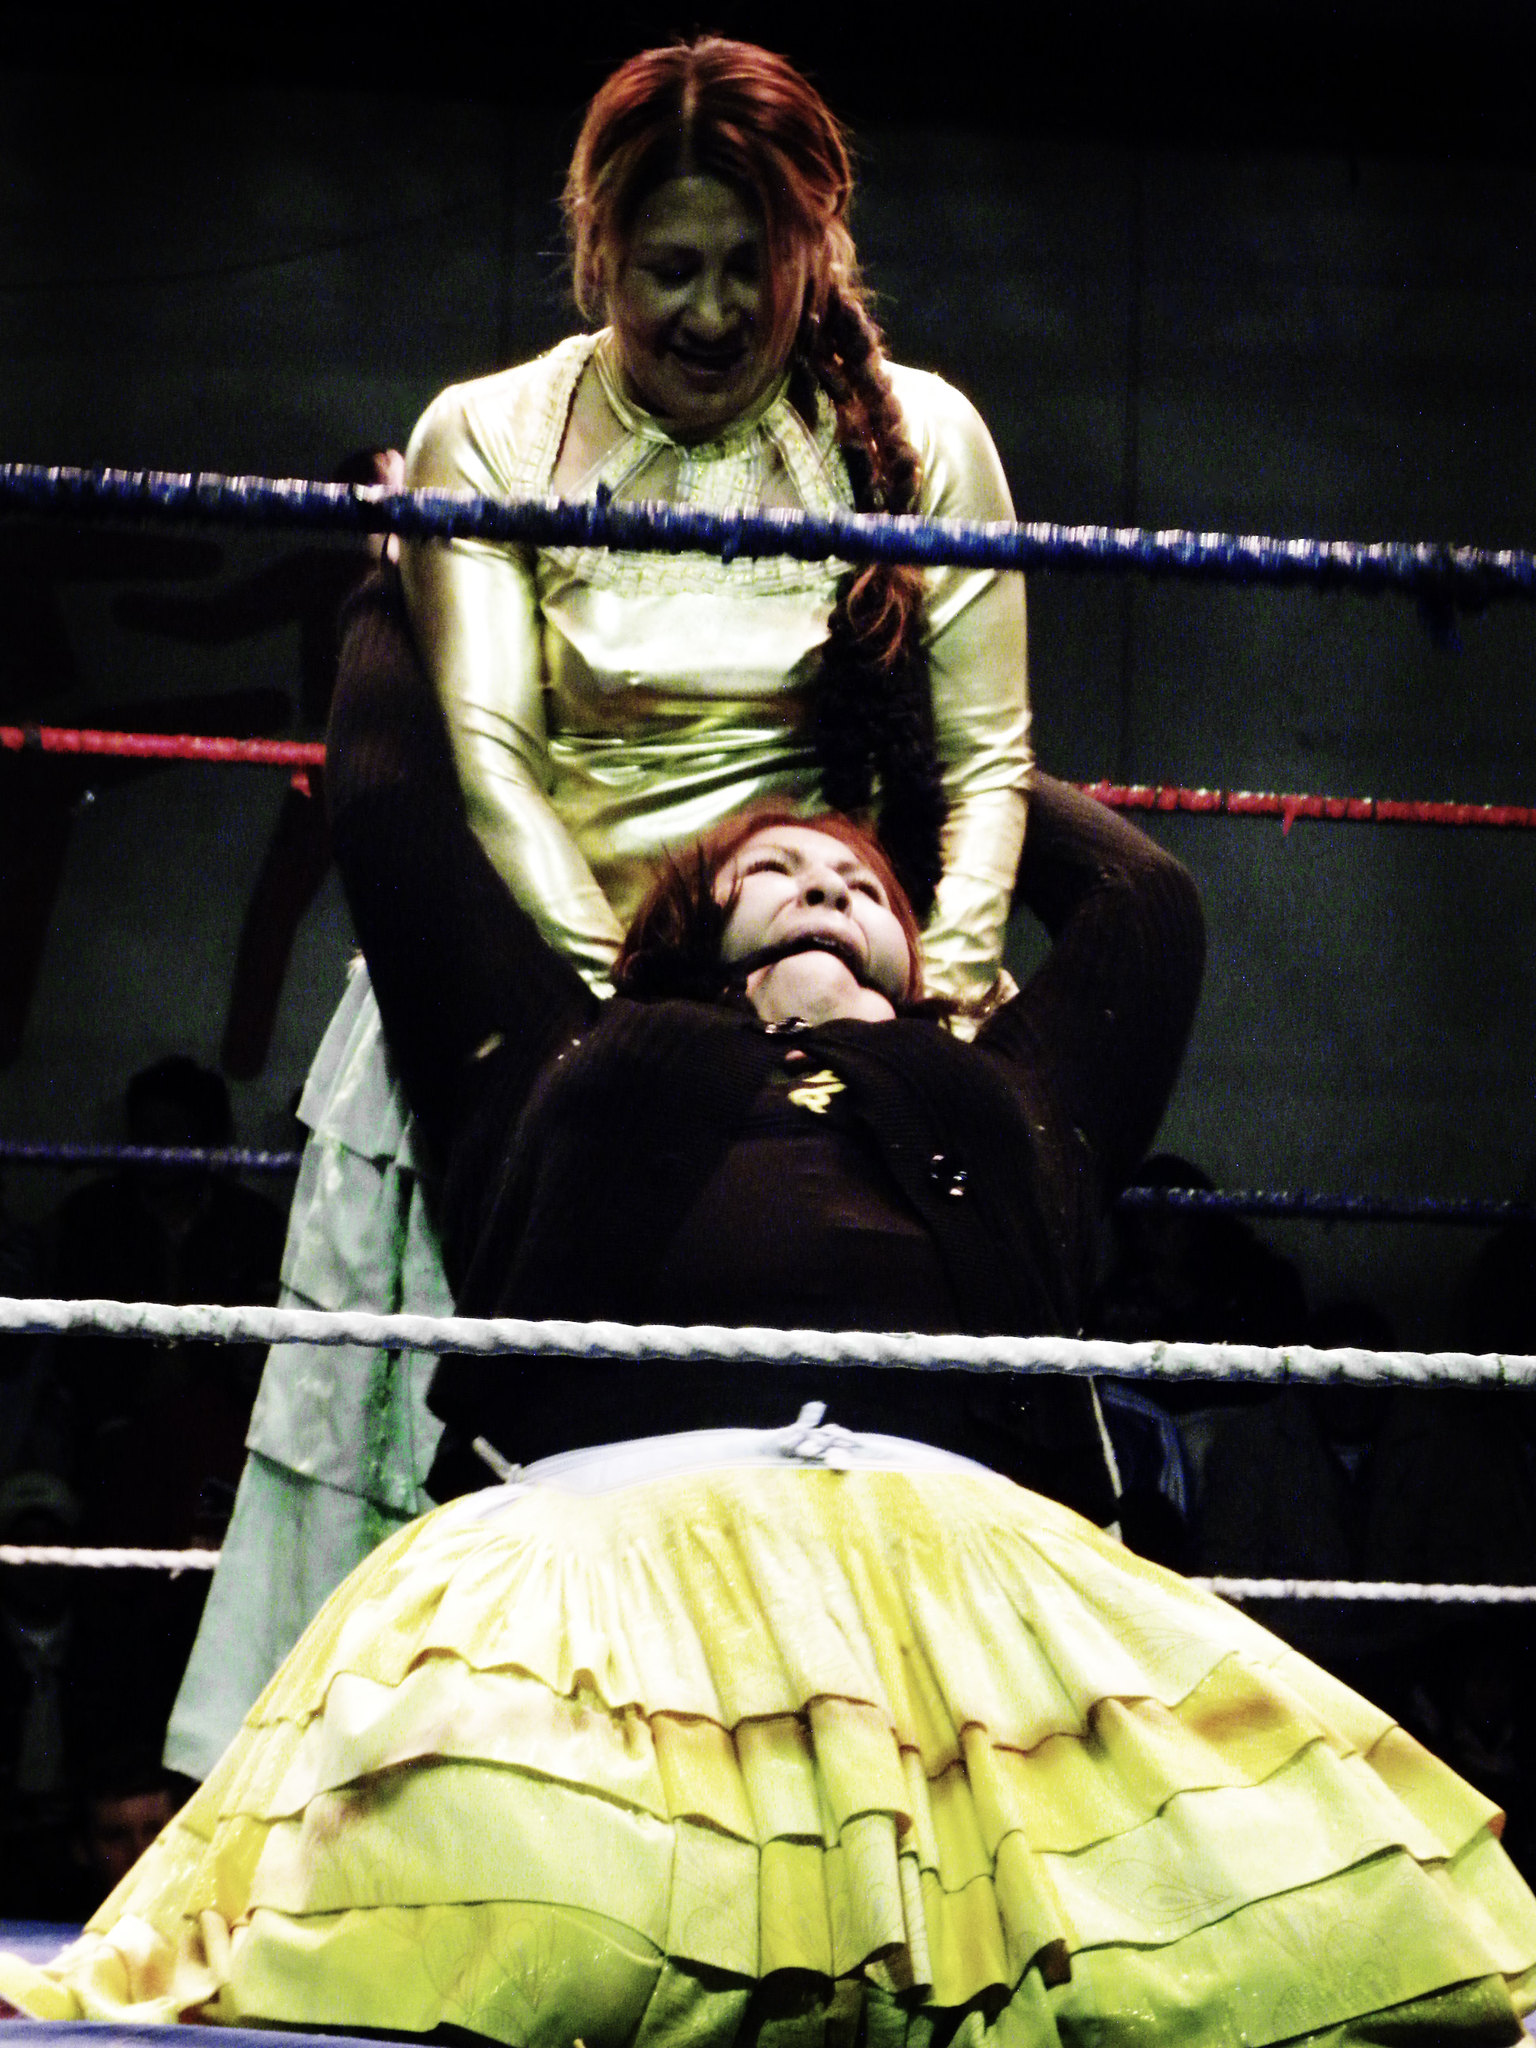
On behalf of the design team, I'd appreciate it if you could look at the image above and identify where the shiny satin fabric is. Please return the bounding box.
[401,332,1030,1003]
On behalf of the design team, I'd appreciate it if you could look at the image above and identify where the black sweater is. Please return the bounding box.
[328,573,1205,1521]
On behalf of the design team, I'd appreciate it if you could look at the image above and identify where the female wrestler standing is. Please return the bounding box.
[166,36,1038,1779]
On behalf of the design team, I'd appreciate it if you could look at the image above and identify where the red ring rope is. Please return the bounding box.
[5,727,1535,833]
[0,724,323,766]
[1080,780,1536,834]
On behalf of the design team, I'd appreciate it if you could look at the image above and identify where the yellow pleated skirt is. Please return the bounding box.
[4,1440,1535,2046]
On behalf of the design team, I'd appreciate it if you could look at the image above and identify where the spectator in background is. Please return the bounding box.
[0,1467,183,1921]
[1194,1294,1536,1873]
[1091,1152,1307,1354]
[0,1173,71,1488]
[0,1471,82,1918]
[52,1053,285,1551]
[75,1753,178,1905]
[48,1058,285,1793]
[1407,1616,1532,1879]
[1192,1300,1395,1636]
[1089,1153,1308,1570]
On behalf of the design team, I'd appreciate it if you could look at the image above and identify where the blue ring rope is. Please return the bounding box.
[1,1140,1530,1225]
[0,1141,301,1174]
[0,464,1530,610]
[1114,1186,1536,1227]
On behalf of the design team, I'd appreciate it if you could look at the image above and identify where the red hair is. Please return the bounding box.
[614,801,924,1004]
[565,38,857,391]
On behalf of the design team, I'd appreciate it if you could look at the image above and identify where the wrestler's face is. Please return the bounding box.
[610,174,793,440]
[715,825,914,1004]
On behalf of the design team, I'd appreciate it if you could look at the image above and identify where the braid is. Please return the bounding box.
[805,284,947,914]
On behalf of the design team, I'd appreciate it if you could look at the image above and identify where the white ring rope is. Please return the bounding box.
[3,1294,1534,1389]
[1194,1578,1536,1606]
[0,1545,218,1573]
[10,1304,1531,1597]
[1,1543,1530,1606]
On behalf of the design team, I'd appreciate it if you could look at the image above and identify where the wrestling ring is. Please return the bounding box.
[2,473,1534,2032]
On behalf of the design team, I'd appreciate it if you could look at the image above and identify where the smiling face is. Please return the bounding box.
[608,173,797,440]
[715,824,916,1004]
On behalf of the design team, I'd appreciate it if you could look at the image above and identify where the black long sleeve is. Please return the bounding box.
[325,570,596,1169]
[985,775,1205,1200]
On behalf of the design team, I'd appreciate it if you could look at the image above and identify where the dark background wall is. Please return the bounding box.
[1,1,1533,1342]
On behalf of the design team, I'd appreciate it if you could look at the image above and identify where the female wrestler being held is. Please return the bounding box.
[6,565,1531,2048]
[5,571,1534,2045]
[342,569,1200,1515]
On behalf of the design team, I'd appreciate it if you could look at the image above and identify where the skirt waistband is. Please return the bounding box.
[466,1403,995,1504]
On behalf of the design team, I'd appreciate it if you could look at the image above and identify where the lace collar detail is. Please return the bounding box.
[539,330,850,596]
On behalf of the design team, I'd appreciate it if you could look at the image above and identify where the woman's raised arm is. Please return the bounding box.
[400,378,627,992]
[893,366,1032,1007]
[984,774,1205,1200]
[327,569,597,1161]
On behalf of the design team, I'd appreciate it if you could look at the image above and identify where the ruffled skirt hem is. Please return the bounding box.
[5,1452,1535,2046]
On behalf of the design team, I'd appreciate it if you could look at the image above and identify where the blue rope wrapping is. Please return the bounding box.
[1,1140,1531,1225]
[0,1141,301,1174]
[0,463,1532,609]
[1115,1187,1536,1226]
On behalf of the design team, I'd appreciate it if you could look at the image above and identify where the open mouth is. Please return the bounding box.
[669,341,747,384]
[728,929,870,985]
[767,930,868,978]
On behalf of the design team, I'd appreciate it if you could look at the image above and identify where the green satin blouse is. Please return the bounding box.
[400,331,1030,1005]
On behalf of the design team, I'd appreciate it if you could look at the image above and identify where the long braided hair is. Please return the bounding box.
[565,37,947,914]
